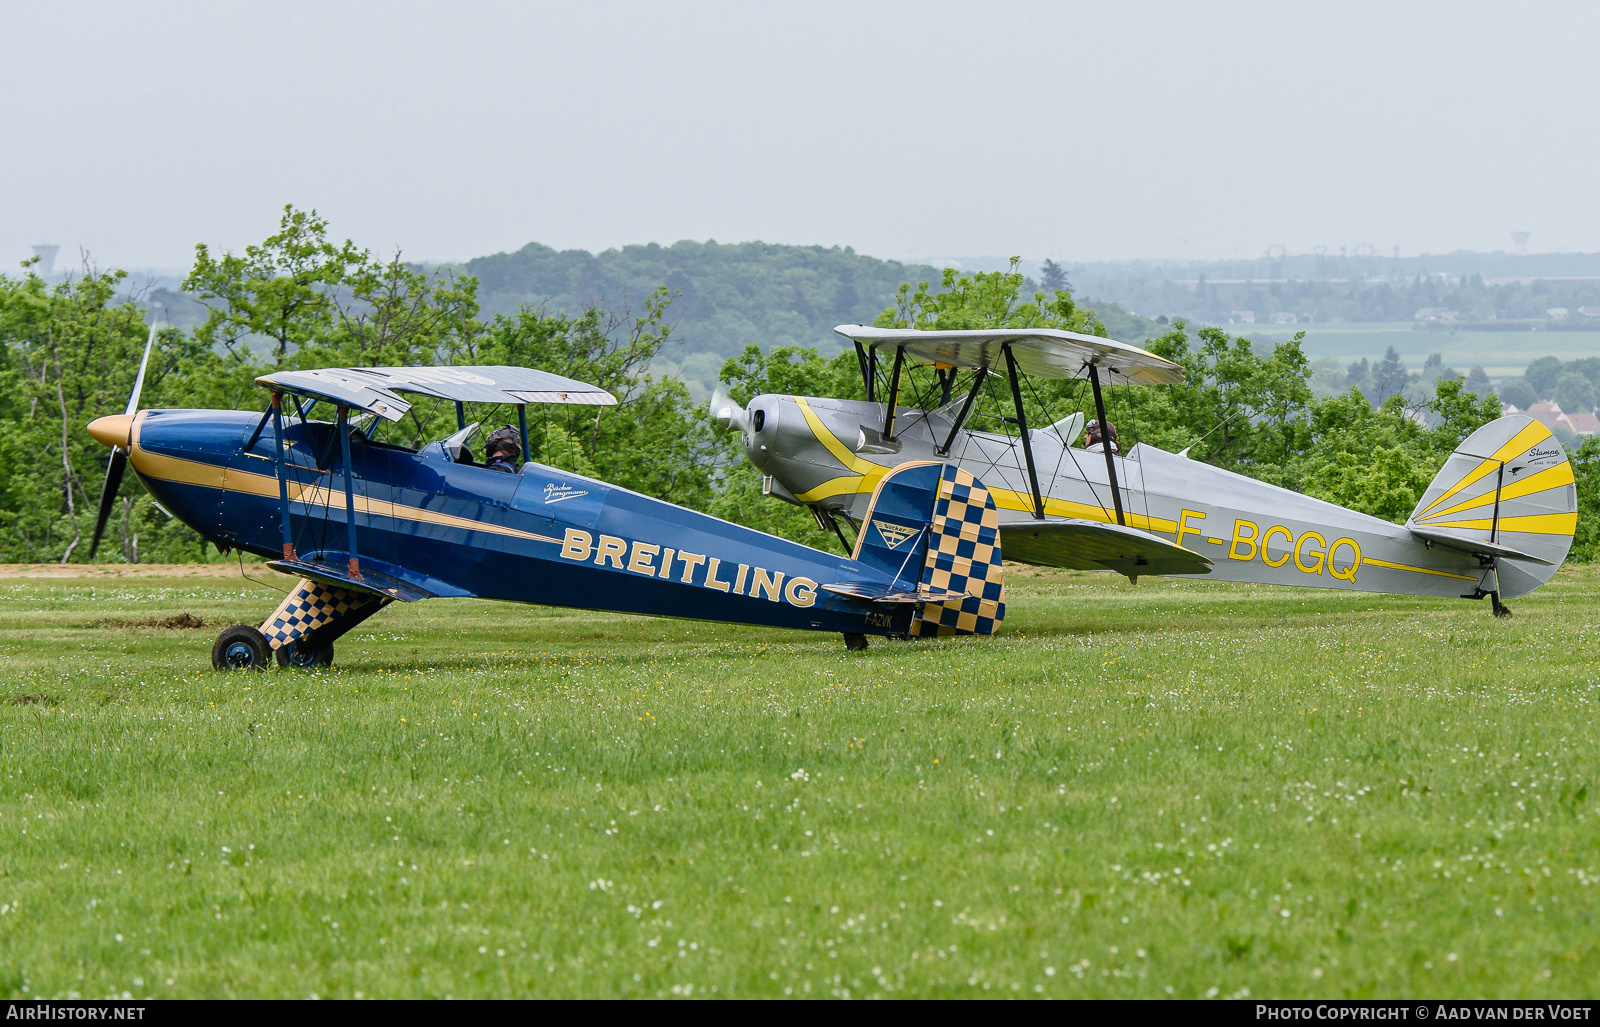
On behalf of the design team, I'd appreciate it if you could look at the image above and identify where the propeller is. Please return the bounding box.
[710,386,749,432]
[88,315,160,560]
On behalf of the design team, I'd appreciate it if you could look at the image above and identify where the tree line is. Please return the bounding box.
[3,214,1596,566]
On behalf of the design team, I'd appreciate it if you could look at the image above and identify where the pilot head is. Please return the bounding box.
[485,426,523,464]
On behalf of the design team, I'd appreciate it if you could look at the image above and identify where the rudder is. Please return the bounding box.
[848,462,1006,635]
[913,466,1006,636]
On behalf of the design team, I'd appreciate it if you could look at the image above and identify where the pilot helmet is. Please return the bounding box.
[485,425,523,459]
[1087,419,1118,441]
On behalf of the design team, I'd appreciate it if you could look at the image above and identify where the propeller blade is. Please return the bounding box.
[125,318,160,416]
[87,313,160,561]
[89,447,127,560]
[710,386,748,431]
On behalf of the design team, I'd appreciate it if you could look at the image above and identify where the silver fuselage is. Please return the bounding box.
[739,395,1552,599]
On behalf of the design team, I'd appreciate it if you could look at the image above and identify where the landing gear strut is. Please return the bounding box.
[1491,591,1512,618]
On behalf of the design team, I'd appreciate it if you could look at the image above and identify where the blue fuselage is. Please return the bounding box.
[125,408,914,637]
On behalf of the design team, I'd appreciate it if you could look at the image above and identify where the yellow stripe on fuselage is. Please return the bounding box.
[791,399,1179,533]
[1362,557,1479,581]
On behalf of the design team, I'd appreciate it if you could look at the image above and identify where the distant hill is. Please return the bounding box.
[454,240,1162,392]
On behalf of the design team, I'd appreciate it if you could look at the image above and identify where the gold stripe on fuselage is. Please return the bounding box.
[128,420,562,547]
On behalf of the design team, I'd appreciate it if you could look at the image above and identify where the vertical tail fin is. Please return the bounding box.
[847,461,1006,635]
[1406,414,1576,598]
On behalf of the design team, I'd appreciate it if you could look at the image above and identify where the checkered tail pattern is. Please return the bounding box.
[259,578,383,650]
[911,466,1006,637]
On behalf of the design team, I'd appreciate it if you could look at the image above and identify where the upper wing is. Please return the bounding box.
[833,325,1185,387]
[999,519,1212,578]
[257,365,617,421]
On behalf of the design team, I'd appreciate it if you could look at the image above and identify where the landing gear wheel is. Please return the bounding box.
[276,637,334,669]
[1491,591,1513,618]
[212,624,270,671]
[843,633,869,651]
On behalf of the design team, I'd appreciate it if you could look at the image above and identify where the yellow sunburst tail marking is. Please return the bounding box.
[911,465,1006,637]
[1413,419,1553,520]
[1405,414,1577,597]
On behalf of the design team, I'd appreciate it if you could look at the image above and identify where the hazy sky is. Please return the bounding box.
[4,0,1597,272]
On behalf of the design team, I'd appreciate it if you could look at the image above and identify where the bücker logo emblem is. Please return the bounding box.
[873,520,918,549]
[543,482,589,504]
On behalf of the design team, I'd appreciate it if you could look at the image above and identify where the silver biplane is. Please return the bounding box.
[714,325,1577,614]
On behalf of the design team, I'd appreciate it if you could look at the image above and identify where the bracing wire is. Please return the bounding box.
[1021,371,1115,524]
[238,550,291,596]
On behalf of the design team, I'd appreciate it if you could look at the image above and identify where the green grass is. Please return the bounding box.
[1,565,1598,999]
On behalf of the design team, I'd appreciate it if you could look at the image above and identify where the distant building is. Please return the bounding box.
[1564,411,1600,436]
[1415,308,1459,322]
[1270,312,1297,324]
[1522,401,1598,436]
[29,245,58,276]
[1546,307,1570,318]
[1229,310,1255,324]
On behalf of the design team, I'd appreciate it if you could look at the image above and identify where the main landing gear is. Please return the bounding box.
[843,633,869,651]
[211,576,388,671]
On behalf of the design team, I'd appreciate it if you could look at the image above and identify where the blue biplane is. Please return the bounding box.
[86,351,1008,669]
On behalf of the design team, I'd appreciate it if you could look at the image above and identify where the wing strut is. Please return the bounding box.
[882,347,905,439]
[854,342,871,398]
[517,403,530,463]
[1002,344,1045,519]
[337,405,361,578]
[939,364,989,456]
[1087,363,1126,527]
[271,392,296,560]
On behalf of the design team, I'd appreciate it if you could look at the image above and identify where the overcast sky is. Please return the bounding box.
[3,0,1597,272]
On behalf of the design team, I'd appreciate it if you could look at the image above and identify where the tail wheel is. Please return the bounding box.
[212,625,270,671]
[276,638,334,669]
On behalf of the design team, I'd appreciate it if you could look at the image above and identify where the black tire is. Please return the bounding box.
[212,624,270,671]
[275,637,334,669]
[843,633,869,652]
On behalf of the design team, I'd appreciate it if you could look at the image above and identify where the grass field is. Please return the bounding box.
[1230,321,1600,379]
[1,563,1597,999]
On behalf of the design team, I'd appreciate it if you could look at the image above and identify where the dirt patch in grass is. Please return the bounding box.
[0,563,290,579]
[100,613,207,630]
[9,694,58,706]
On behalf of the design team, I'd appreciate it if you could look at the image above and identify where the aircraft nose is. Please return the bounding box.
[87,414,135,449]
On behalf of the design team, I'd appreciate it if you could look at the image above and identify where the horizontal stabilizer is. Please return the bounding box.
[1407,526,1554,566]
[999,518,1213,579]
[822,581,975,605]
[267,558,435,603]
